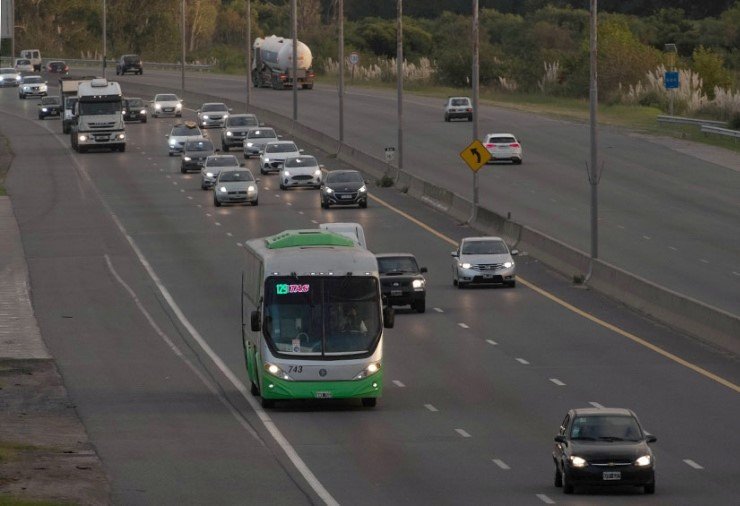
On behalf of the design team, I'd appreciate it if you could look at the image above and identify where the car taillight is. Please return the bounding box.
[509,143,520,148]
[467,108,472,112]
[279,74,287,80]
[485,143,494,148]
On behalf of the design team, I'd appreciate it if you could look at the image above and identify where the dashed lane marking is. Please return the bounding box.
[642,235,651,240]
[424,404,438,412]
[536,494,555,504]
[549,378,566,386]
[236,242,243,247]
[215,222,221,227]
[684,459,703,469]
[458,323,469,329]
[516,358,530,365]
[589,402,605,409]
[433,307,444,313]
[486,339,498,346]
[669,246,678,251]
[392,380,406,388]
[492,459,510,470]
[455,429,472,438]
[226,232,233,237]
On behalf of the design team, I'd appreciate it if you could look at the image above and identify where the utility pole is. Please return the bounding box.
[102,0,107,78]
[181,0,186,94]
[588,0,600,272]
[469,0,480,223]
[10,0,15,61]
[292,0,297,121]
[246,0,251,111]
[338,0,344,144]
[396,0,403,178]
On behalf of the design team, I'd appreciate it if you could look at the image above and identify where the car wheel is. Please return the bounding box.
[176,112,182,118]
[251,199,258,206]
[214,196,221,207]
[468,115,473,122]
[359,200,368,209]
[457,281,467,289]
[361,397,377,408]
[201,183,208,190]
[279,183,286,190]
[453,278,458,287]
[139,70,143,75]
[644,481,655,495]
[444,114,449,122]
[554,465,562,487]
[413,299,426,314]
[261,397,275,409]
[38,115,43,120]
[168,152,173,157]
[19,93,24,99]
[562,470,574,494]
[514,158,522,165]
[181,166,187,174]
[320,200,327,209]
[141,117,147,123]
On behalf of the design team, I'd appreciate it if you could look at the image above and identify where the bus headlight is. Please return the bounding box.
[264,362,293,381]
[354,362,381,380]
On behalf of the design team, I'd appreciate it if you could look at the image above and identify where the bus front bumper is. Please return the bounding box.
[260,371,383,400]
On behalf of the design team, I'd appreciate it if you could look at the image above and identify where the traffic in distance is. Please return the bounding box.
[1,55,677,498]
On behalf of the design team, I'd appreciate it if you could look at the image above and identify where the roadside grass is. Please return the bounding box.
[0,441,42,462]
[0,134,12,196]
[0,498,72,506]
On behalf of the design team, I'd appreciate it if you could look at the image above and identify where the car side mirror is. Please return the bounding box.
[277,134,283,138]
[645,434,657,443]
[299,149,305,153]
[511,249,519,256]
[554,435,567,444]
[451,251,459,258]
[420,267,428,273]
[383,306,395,329]
[250,310,261,332]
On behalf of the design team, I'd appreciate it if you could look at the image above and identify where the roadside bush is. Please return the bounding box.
[692,46,732,99]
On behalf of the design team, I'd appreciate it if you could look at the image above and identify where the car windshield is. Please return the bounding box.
[23,76,43,83]
[265,143,297,153]
[206,156,239,167]
[461,240,508,255]
[171,125,201,136]
[0,68,15,74]
[451,98,470,106]
[156,94,178,102]
[202,103,227,112]
[487,136,516,144]
[264,276,381,356]
[127,99,144,108]
[248,129,276,139]
[185,140,213,152]
[218,170,254,182]
[326,171,363,184]
[17,59,31,65]
[284,156,318,168]
[79,101,121,115]
[227,116,258,127]
[378,256,419,274]
[570,416,642,442]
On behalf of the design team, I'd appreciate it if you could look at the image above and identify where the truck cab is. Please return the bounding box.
[71,78,126,153]
[19,49,42,72]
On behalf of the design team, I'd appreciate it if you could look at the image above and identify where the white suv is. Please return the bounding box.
[444,96,473,122]
[483,133,523,165]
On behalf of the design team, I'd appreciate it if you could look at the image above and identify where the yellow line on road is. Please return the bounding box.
[368,193,740,394]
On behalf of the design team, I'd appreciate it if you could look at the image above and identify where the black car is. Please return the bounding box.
[122,97,147,123]
[181,138,215,173]
[37,96,62,120]
[116,54,143,75]
[320,170,368,209]
[377,253,427,313]
[553,408,656,495]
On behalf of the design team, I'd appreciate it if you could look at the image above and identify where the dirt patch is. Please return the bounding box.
[0,359,111,505]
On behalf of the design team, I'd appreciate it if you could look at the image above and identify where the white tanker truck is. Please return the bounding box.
[252,35,315,90]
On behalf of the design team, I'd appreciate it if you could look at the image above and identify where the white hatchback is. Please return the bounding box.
[484,133,522,164]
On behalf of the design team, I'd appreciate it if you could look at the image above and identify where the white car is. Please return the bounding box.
[201,154,241,190]
[166,121,205,156]
[279,155,322,190]
[0,67,22,87]
[243,128,279,158]
[444,96,473,122]
[213,167,259,207]
[151,93,183,118]
[260,141,301,174]
[483,133,523,164]
[197,102,231,128]
[451,236,517,288]
[14,58,34,73]
[18,75,47,99]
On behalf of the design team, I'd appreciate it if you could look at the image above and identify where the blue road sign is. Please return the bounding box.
[665,71,679,89]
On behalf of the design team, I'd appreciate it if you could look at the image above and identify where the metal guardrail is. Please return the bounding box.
[657,115,726,127]
[701,124,740,139]
[0,56,211,72]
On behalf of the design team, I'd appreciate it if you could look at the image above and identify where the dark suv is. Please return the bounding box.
[116,54,143,75]
[376,253,427,313]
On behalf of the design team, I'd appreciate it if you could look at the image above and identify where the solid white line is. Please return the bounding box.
[433,307,444,313]
[455,429,472,438]
[589,402,605,409]
[683,459,704,469]
[486,339,498,346]
[642,235,651,240]
[536,494,555,504]
[492,459,510,470]
[549,378,566,386]
[392,380,406,388]
[424,404,438,412]
[458,323,469,329]
[516,358,530,365]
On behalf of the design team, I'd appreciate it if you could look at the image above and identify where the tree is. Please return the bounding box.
[692,46,732,98]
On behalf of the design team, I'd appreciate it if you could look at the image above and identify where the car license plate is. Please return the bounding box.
[164,107,173,112]
[391,290,402,296]
[315,391,332,399]
[340,194,352,199]
[602,471,621,481]
[483,273,493,278]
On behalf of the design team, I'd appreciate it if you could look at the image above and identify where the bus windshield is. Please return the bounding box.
[263,276,381,357]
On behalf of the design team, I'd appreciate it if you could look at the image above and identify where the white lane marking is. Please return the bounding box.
[699,259,709,264]
[492,459,510,470]
[286,202,292,206]
[424,404,438,412]
[205,213,212,217]
[147,157,152,161]
[516,358,530,365]
[197,204,202,208]
[236,242,243,247]
[311,220,318,224]
[642,235,651,240]
[589,402,605,409]
[549,198,557,203]
[215,222,221,227]
[159,169,164,172]
[684,459,703,469]
[226,232,233,237]
[486,339,498,346]
[458,323,469,329]
[536,494,555,504]
[455,429,472,438]
[733,271,740,277]
[392,380,405,388]
[298,211,304,215]
[549,378,566,386]
[173,182,178,186]
[166,175,171,178]
[180,189,185,193]
[187,196,193,200]
[669,246,678,251]
[617,224,625,229]
[263,187,270,191]
[433,307,444,313]
[274,193,281,198]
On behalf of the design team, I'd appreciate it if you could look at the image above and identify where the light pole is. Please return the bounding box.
[469,0,480,223]
[396,0,403,178]
[10,0,16,61]
[102,0,107,78]
[181,0,186,94]
[246,0,251,111]
[291,0,298,121]
[587,0,600,276]
[338,0,344,144]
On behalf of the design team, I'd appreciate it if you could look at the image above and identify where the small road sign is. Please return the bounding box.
[664,71,679,89]
[459,140,491,172]
[385,146,395,162]
[349,52,360,66]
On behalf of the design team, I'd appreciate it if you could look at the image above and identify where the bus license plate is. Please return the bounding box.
[315,391,332,399]
[602,471,621,481]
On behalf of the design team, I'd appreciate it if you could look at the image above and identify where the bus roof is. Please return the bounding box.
[265,229,354,249]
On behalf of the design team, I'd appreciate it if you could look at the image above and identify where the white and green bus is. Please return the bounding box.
[241,229,394,408]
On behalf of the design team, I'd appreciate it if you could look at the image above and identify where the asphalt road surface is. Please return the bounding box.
[2,84,739,505]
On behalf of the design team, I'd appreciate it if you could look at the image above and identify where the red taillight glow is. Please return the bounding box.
[509,143,520,148]
[467,108,472,112]
[485,143,494,148]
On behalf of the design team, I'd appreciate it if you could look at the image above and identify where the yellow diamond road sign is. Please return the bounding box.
[460,139,491,172]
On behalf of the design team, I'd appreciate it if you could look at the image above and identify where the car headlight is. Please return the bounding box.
[635,455,652,467]
[264,362,293,381]
[176,103,182,109]
[503,261,513,269]
[183,156,192,161]
[569,456,587,468]
[218,186,228,193]
[78,135,88,142]
[155,104,162,110]
[223,114,229,119]
[282,170,289,176]
[202,114,209,120]
[358,185,367,193]
[313,169,322,177]
[246,142,254,147]
[206,172,214,178]
[325,187,333,194]
[169,139,176,147]
[226,131,233,136]
[41,107,48,112]
[140,109,146,115]
[460,262,471,269]
[15,76,21,81]
[412,279,425,289]
[247,185,256,193]
[353,362,381,380]
[263,157,270,162]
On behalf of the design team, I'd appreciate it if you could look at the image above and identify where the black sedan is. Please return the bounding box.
[37,96,62,120]
[122,97,148,123]
[553,408,656,495]
[377,253,427,313]
[320,170,368,209]
[181,138,215,173]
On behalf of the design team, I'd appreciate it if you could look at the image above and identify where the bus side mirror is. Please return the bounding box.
[250,310,261,332]
[383,306,394,329]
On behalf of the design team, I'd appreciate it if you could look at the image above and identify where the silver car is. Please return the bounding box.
[0,67,22,87]
[18,75,47,99]
[243,127,279,158]
[213,168,259,207]
[259,141,301,174]
[201,154,241,190]
[197,102,231,128]
[451,236,517,288]
[220,114,259,151]
[167,122,205,156]
[151,93,183,117]
[279,155,322,190]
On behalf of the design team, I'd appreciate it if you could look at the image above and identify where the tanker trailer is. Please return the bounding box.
[252,35,315,90]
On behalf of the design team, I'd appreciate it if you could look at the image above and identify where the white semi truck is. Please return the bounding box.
[59,75,98,134]
[252,35,315,90]
[70,78,126,153]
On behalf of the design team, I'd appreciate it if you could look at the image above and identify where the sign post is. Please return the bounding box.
[664,43,679,116]
[460,140,490,221]
[349,51,359,83]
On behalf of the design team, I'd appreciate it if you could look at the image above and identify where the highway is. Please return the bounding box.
[109,69,740,318]
[2,82,739,505]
